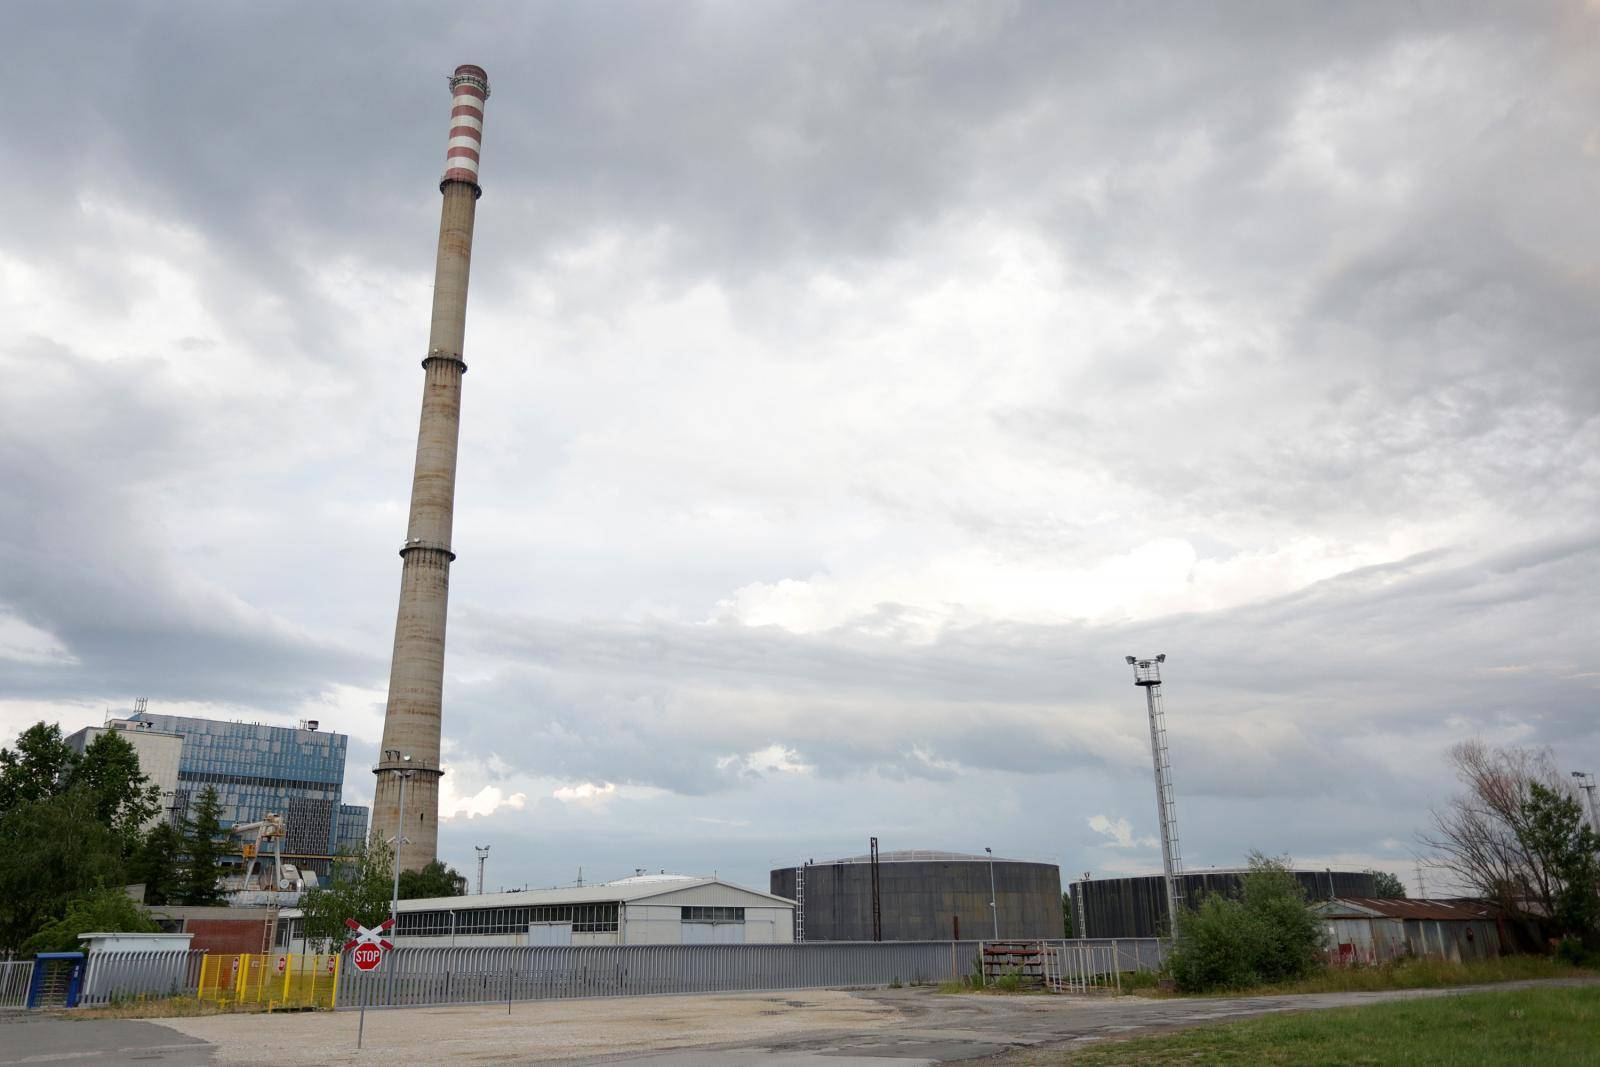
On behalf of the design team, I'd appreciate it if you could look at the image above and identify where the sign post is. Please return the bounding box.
[344,918,394,1049]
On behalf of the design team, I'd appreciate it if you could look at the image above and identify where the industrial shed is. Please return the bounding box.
[1315,898,1504,965]
[278,874,793,949]
[1072,869,1380,938]
[772,850,1064,942]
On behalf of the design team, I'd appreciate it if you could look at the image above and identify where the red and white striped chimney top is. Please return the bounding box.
[444,64,489,187]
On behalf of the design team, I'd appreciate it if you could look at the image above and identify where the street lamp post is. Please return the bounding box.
[985,846,998,940]
[1574,772,1600,834]
[385,752,413,1007]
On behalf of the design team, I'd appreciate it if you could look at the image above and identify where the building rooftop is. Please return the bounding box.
[1315,898,1501,921]
[280,874,794,918]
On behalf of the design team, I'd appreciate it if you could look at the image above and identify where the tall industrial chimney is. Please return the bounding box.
[373,64,490,872]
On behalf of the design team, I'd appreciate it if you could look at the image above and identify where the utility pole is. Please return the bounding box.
[985,846,998,940]
[1127,654,1184,935]
[475,845,491,895]
[869,837,883,942]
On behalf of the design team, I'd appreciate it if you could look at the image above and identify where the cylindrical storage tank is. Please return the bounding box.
[1072,868,1381,938]
[771,850,1064,942]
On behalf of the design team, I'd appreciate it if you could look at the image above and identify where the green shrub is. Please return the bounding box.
[21,886,158,954]
[1167,852,1324,993]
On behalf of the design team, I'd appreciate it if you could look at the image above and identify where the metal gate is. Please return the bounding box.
[197,953,341,1010]
[0,960,34,1010]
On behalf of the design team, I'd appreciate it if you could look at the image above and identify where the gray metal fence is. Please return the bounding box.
[78,950,206,1006]
[335,938,1169,1010]
[0,960,33,1009]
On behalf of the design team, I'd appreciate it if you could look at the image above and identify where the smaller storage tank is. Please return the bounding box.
[771,850,1064,942]
[1072,868,1381,938]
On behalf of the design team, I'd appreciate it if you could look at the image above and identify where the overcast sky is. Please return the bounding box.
[2,2,1596,895]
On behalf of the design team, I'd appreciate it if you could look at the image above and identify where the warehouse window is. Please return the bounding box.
[681,906,744,923]
[398,902,621,937]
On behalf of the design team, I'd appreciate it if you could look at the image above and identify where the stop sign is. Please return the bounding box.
[352,943,384,972]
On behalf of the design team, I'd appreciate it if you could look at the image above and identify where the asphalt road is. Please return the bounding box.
[577,978,1600,1066]
[3,978,1593,1066]
[0,1013,214,1065]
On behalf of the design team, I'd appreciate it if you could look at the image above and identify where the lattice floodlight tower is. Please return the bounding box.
[1126,653,1184,933]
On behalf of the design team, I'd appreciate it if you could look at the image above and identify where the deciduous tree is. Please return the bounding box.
[297,837,396,949]
[0,788,125,951]
[1520,783,1600,947]
[70,730,161,854]
[1368,870,1408,898]
[0,722,78,815]
[1422,741,1587,932]
[399,859,465,900]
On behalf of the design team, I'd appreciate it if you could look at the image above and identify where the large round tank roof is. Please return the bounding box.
[603,873,701,886]
[810,849,1035,865]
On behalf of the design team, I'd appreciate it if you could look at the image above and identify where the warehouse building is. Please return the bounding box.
[771,850,1064,942]
[1315,898,1504,964]
[277,874,794,949]
[1072,868,1380,938]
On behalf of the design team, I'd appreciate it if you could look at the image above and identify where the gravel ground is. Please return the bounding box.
[156,990,901,1065]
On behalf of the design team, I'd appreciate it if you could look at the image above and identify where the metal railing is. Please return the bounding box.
[78,950,206,1006]
[334,938,1169,1010]
[0,960,34,1010]
[1045,941,1126,993]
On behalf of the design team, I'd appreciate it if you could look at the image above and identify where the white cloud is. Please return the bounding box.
[0,610,76,666]
[1087,814,1159,851]
[552,781,618,804]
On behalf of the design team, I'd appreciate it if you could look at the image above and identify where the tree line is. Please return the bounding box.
[0,722,231,952]
[0,719,470,956]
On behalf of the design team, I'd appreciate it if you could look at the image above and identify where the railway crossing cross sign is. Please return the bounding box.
[344,918,394,972]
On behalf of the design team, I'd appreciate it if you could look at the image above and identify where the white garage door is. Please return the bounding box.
[529,922,572,945]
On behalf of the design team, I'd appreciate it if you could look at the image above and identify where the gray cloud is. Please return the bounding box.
[1,1,1596,890]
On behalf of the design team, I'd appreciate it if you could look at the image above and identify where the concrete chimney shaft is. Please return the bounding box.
[373,65,489,873]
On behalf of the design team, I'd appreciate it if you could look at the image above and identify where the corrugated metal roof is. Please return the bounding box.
[279,875,794,918]
[1316,898,1501,921]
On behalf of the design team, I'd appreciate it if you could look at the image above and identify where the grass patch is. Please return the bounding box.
[1121,955,1589,999]
[1248,955,1590,995]
[1061,984,1600,1065]
[73,996,283,1019]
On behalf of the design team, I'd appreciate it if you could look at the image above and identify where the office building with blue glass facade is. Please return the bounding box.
[129,712,368,872]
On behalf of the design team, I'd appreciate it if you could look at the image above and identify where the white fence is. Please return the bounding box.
[78,950,207,1006]
[0,960,33,1009]
[335,938,1170,1010]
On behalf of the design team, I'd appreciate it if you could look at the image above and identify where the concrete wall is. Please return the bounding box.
[772,860,1063,942]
